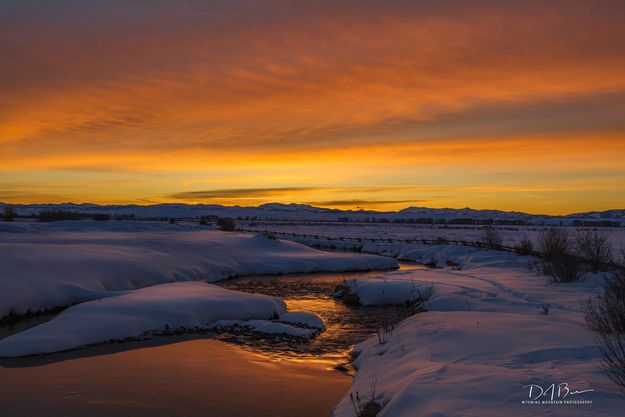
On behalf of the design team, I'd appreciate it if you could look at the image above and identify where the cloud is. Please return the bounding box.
[169,187,320,200]
[307,199,427,208]
[1,1,625,213]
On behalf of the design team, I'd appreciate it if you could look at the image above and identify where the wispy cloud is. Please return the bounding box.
[169,187,320,200]
[2,1,625,212]
[306,199,427,208]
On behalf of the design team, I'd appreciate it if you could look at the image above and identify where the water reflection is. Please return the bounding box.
[0,263,423,417]
[216,262,425,362]
[0,338,350,417]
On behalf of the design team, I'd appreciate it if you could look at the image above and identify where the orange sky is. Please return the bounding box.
[1,0,625,214]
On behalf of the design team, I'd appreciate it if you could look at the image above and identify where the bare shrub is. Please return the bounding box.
[216,217,236,231]
[574,229,613,272]
[514,237,535,256]
[543,255,583,283]
[483,227,504,249]
[586,269,625,390]
[538,227,583,282]
[538,227,571,262]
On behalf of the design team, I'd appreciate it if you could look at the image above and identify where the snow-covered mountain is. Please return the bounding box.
[1,202,623,225]
[398,206,543,221]
[566,209,625,219]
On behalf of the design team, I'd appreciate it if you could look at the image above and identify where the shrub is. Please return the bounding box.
[168,218,176,224]
[92,213,111,221]
[542,255,583,283]
[586,269,625,390]
[483,227,504,249]
[538,227,571,262]
[537,228,584,282]
[1,205,16,222]
[217,217,236,231]
[574,229,613,272]
[514,237,535,256]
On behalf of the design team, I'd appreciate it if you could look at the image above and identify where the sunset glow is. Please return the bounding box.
[2,1,625,213]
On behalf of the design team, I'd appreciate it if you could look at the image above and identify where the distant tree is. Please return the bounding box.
[2,205,16,222]
[217,217,236,231]
[38,210,83,222]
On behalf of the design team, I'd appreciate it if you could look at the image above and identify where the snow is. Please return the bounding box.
[342,275,426,306]
[211,311,325,339]
[332,249,624,416]
[0,282,286,357]
[279,312,325,329]
[238,223,625,252]
[0,227,396,318]
[212,319,318,338]
[2,215,624,414]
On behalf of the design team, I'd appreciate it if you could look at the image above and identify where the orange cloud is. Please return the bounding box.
[1,1,625,213]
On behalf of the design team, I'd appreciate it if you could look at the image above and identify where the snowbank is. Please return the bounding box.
[279,312,325,329]
[333,252,624,416]
[0,228,396,318]
[212,319,318,339]
[0,282,286,357]
[341,274,429,306]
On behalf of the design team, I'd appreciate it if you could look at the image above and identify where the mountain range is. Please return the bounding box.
[1,202,623,225]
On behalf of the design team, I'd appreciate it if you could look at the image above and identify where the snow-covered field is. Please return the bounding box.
[331,247,624,417]
[240,221,625,250]
[0,221,395,319]
[1,219,624,416]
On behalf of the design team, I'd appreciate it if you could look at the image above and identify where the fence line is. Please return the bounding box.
[237,228,519,253]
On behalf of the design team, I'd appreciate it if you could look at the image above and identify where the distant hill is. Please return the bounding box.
[1,202,623,226]
[566,209,625,219]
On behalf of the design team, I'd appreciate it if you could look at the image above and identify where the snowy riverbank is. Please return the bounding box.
[332,249,624,417]
[0,225,396,319]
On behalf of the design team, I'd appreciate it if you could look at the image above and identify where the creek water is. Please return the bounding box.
[0,262,423,417]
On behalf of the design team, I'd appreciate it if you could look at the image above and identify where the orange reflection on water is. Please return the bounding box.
[0,337,350,417]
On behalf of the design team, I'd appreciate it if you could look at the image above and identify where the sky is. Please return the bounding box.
[1,0,625,214]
